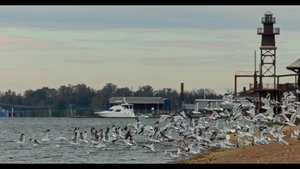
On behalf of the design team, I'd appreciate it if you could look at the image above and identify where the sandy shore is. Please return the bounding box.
[174,126,300,164]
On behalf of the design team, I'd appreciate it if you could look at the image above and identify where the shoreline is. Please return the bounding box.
[173,126,300,164]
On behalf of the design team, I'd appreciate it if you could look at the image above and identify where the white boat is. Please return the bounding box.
[94,98,135,118]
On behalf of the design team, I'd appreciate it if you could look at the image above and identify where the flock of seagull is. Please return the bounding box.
[16,91,300,160]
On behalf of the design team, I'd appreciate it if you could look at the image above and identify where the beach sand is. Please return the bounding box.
[175,126,300,164]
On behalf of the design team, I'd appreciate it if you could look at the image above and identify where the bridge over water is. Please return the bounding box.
[0,103,98,117]
[0,103,52,117]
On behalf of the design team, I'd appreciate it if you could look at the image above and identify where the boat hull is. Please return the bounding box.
[95,111,135,118]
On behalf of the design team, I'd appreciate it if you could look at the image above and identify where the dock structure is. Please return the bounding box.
[234,11,299,107]
[0,103,52,117]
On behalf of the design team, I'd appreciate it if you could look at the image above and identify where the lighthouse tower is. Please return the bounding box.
[257,11,280,89]
[234,11,299,107]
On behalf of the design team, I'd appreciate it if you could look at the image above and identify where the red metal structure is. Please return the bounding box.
[257,11,279,89]
[234,11,298,103]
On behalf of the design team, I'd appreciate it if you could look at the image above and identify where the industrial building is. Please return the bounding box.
[106,97,171,115]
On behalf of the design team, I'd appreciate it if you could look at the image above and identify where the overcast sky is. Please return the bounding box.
[0,5,299,95]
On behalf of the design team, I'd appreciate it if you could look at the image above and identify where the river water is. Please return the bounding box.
[0,117,182,164]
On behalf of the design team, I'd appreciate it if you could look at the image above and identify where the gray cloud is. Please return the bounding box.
[0,6,298,31]
[64,59,104,65]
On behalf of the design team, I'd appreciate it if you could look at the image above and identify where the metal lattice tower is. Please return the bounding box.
[257,11,280,89]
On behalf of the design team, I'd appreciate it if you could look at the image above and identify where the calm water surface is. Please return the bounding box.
[0,117,179,164]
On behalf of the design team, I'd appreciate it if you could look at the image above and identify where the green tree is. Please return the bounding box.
[73,84,96,107]
[134,85,154,97]
[54,84,75,110]
[114,87,134,97]
[96,83,118,109]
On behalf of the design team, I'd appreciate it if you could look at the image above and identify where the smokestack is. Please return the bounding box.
[180,83,184,109]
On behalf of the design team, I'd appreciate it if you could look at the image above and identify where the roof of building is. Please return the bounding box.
[287,58,300,71]
[108,97,165,104]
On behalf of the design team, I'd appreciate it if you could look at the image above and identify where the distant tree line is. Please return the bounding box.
[0,83,222,116]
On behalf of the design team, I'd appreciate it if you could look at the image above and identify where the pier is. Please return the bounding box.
[0,102,52,117]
